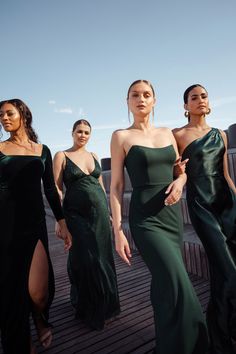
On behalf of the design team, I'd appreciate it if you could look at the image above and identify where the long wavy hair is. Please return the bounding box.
[0,98,38,142]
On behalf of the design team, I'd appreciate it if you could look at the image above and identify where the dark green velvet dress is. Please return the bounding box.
[182,128,236,354]
[62,154,120,330]
[125,145,208,354]
[0,145,64,354]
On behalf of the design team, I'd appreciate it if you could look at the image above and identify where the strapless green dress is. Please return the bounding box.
[62,154,120,330]
[182,128,236,354]
[125,145,208,354]
[0,145,63,354]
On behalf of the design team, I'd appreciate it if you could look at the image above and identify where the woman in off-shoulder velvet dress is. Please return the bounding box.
[0,99,72,354]
[173,84,236,354]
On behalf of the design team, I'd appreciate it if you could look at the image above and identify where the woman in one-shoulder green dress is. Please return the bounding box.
[53,119,120,330]
[110,80,209,354]
[174,84,236,354]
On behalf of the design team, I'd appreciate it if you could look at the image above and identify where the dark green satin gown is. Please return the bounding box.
[182,128,236,354]
[0,145,63,354]
[62,154,120,330]
[125,145,208,354]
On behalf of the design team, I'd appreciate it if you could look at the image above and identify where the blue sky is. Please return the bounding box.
[1,0,236,159]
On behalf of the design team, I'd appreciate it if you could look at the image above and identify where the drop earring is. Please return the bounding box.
[206,108,211,115]
[184,111,190,118]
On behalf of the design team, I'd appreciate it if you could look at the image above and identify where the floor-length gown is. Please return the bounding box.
[182,128,236,354]
[125,144,209,354]
[0,145,63,354]
[62,154,120,330]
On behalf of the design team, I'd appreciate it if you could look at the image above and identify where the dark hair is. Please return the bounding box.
[0,98,38,142]
[72,119,91,132]
[127,80,156,99]
[183,84,207,104]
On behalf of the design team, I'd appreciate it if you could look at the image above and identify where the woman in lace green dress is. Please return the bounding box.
[173,84,236,354]
[53,119,120,330]
[110,80,209,354]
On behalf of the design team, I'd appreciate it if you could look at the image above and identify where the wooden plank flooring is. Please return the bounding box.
[0,216,210,354]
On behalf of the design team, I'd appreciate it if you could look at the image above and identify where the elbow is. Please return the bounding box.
[110,182,124,198]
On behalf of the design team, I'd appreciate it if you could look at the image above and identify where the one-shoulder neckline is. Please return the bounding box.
[0,144,45,157]
[125,144,174,159]
[65,153,97,176]
[181,128,216,156]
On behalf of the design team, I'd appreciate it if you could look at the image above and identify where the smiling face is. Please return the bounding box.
[0,103,24,133]
[127,81,156,117]
[184,86,209,117]
[72,123,91,147]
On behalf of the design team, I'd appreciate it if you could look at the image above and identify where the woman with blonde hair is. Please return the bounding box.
[110,80,208,353]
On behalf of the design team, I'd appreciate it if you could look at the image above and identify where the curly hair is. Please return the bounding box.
[0,98,38,142]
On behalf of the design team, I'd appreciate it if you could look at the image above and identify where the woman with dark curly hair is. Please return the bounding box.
[0,99,72,354]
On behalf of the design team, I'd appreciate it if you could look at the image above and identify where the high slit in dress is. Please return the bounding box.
[0,144,64,354]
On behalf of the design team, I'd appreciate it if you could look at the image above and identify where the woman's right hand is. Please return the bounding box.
[56,219,72,251]
[115,230,132,266]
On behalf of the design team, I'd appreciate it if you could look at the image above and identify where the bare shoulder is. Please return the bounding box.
[157,126,171,133]
[112,128,129,137]
[0,140,8,151]
[91,152,99,161]
[172,125,186,135]
[53,150,65,161]
[218,129,227,144]
[111,128,129,144]
[218,128,226,137]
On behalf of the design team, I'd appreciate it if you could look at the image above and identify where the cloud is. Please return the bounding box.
[48,100,56,105]
[54,107,73,114]
[211,96,236,108]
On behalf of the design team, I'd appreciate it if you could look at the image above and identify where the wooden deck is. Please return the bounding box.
[0,215,210,354]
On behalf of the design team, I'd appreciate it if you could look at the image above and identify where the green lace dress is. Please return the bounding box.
[182,128,236,354]
[125,144,209,354]
[62,154,120,330]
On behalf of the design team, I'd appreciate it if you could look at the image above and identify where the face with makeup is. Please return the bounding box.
[127,80,156,118]
[0,103,24,133]
[184,85,209,117]
[72,120,91,148]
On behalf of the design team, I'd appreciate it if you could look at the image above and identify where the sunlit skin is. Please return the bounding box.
[0,103,23,132]
[0,101,72,353]
[173,86,236,194]
[110,81,188,265]
[53,122,108,236]
[0,103,41,155]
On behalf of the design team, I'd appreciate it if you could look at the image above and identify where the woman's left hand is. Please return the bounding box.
[164,177,185,206]
[174,157,189,176]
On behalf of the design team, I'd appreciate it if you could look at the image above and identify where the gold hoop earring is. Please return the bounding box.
[206,108,211,115]
[184,111,190,118]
